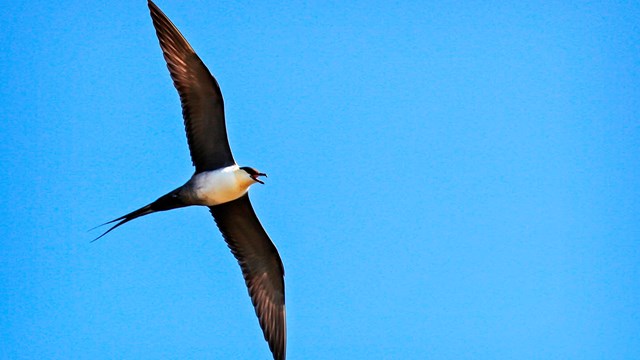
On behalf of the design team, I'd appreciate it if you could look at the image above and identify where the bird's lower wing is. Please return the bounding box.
[209,194,286,360]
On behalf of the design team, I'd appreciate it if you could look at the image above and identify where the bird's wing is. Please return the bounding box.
[148,0,235,172]
[209,194,286,360]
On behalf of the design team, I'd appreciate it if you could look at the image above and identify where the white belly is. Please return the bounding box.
[184,165,250,206]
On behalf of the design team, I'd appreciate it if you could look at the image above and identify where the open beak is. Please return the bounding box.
[251,173,267,184]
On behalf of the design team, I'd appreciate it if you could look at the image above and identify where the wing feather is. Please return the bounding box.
[148,0,235,172]
[209,195,286,360]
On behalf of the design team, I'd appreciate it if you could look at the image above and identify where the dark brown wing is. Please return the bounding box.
[148,0,235,172]
[209,195,286,360]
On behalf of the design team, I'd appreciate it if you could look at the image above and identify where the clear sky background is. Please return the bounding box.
[1,1,639,359]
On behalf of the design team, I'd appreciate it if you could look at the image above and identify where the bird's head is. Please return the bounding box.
[240,166,267,185]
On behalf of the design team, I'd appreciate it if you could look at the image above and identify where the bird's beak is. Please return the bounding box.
[252,173,267,184]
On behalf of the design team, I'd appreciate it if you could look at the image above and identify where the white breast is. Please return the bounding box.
[183,165,251,206]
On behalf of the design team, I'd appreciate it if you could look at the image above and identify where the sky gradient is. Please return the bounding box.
[2,1,639,359]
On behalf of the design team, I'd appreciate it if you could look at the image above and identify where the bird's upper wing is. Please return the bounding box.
[209,194,286,360]
[148,0,235,172]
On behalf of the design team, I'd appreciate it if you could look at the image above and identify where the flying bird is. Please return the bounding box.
[94,1,286,359]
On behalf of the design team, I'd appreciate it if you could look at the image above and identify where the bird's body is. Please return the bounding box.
[94,2,287,359]
[181,165,254,206]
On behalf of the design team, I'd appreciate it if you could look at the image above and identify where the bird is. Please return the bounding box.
[94,1,286,359]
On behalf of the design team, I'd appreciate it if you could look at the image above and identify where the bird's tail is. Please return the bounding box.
[91,189,187,242]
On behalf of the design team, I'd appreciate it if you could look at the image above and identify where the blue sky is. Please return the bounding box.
[1,1,639,359]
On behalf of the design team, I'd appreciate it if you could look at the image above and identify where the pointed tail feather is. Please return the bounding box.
[91,189,187,242]
[91,204,155,242]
